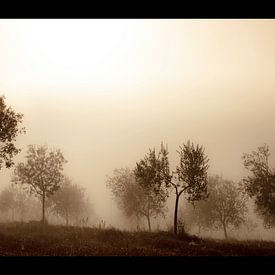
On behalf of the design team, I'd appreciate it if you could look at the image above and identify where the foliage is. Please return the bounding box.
[167,141,209,234]
[242,144,275,227]
[0,95,25,170]
[134,143,171,230]
[187,175,248,238]
[12,144,67,223]
[175,141,209,202]
[50,177,92,225]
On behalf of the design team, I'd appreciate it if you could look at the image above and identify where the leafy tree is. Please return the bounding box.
[242,144,275,227]
[167,141,209,234]
[107,168,150,230]
[50,177,89,226]
[186,176,248,239]
[12,145,67,224]
[0,95,25,170]
[134,144,171,231]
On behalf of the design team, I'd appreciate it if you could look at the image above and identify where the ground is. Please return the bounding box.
[0,222,274,256]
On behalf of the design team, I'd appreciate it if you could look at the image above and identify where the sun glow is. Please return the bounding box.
[1,19,160,95]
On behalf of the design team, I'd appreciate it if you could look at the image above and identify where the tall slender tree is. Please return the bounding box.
[134,143,171,231]
[167,141,209,234]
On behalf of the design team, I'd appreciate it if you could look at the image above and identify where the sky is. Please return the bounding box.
[1,19,275,227]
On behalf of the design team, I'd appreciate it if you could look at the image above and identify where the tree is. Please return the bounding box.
[179,199,212,235]
[0,95,25,170]
[12,145,67,224]
[134,143,171,231]
[50,177,89,226]
[186,176,248,239]
[0,184,17,221]
[167,141,209,234]
[106,168,150,230]
[242,144,275,227]
[0,184,30,221]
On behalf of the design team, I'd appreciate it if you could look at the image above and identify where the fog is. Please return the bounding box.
[1,19,275,238]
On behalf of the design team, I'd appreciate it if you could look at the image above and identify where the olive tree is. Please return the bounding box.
[12,145,67,224]
[134,143,171,231]
[0,95,25,171]
[167,141,209,234]
[242,144,275,227]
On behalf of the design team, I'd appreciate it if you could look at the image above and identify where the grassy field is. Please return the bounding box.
[0,222,274,256]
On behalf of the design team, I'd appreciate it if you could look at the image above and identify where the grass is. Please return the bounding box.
[0,222,274,256]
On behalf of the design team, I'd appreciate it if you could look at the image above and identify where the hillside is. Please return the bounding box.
[0,222,275,256]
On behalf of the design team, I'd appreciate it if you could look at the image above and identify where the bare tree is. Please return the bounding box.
[0,95,25,171]
[12,145,67,224]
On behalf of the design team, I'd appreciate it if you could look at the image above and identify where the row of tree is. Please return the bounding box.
[107,142,275,238]
[0,96,94,225]
[107,142,209,234]
[0,177,93,226]
[1,95,275,235]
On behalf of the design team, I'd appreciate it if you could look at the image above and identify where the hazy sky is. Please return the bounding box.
[1,19,275,225]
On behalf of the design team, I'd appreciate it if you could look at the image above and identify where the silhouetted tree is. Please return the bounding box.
[167,141,209,234]
[12,145,67,224]
[50,177,88,225]
[0,95,25,171]
[134,144,171,231]
[242,144,275,227]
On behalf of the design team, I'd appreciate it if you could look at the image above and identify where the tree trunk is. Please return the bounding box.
[222,222,228,239]
[198,224,201,236]
[11,208,14,222]
[146,215,151,232]
[42,191,45,225]
[66,211,69,226]
[136,215,140,231]
[174,194,180,234]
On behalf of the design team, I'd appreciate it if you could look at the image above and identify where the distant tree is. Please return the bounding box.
[188,176,248,239]
[50,177,89,226]
[106,168,148,230]
[179,199,212,235]
[12,145,67,224]
[242,144,275,227]
[0,184,30,221]
[134,143,171,231]
[166,141,209,234]
[0,95,25,171]
[0,184,17,221]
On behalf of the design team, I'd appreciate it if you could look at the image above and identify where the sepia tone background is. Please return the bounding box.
[0,19,275,235]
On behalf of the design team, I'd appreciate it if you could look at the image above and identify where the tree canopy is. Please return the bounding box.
[242,144,275,227]
[0,95,25,170]
[12,144,67,224]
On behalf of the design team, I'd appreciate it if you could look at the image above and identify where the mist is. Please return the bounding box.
[1,19,275,244]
